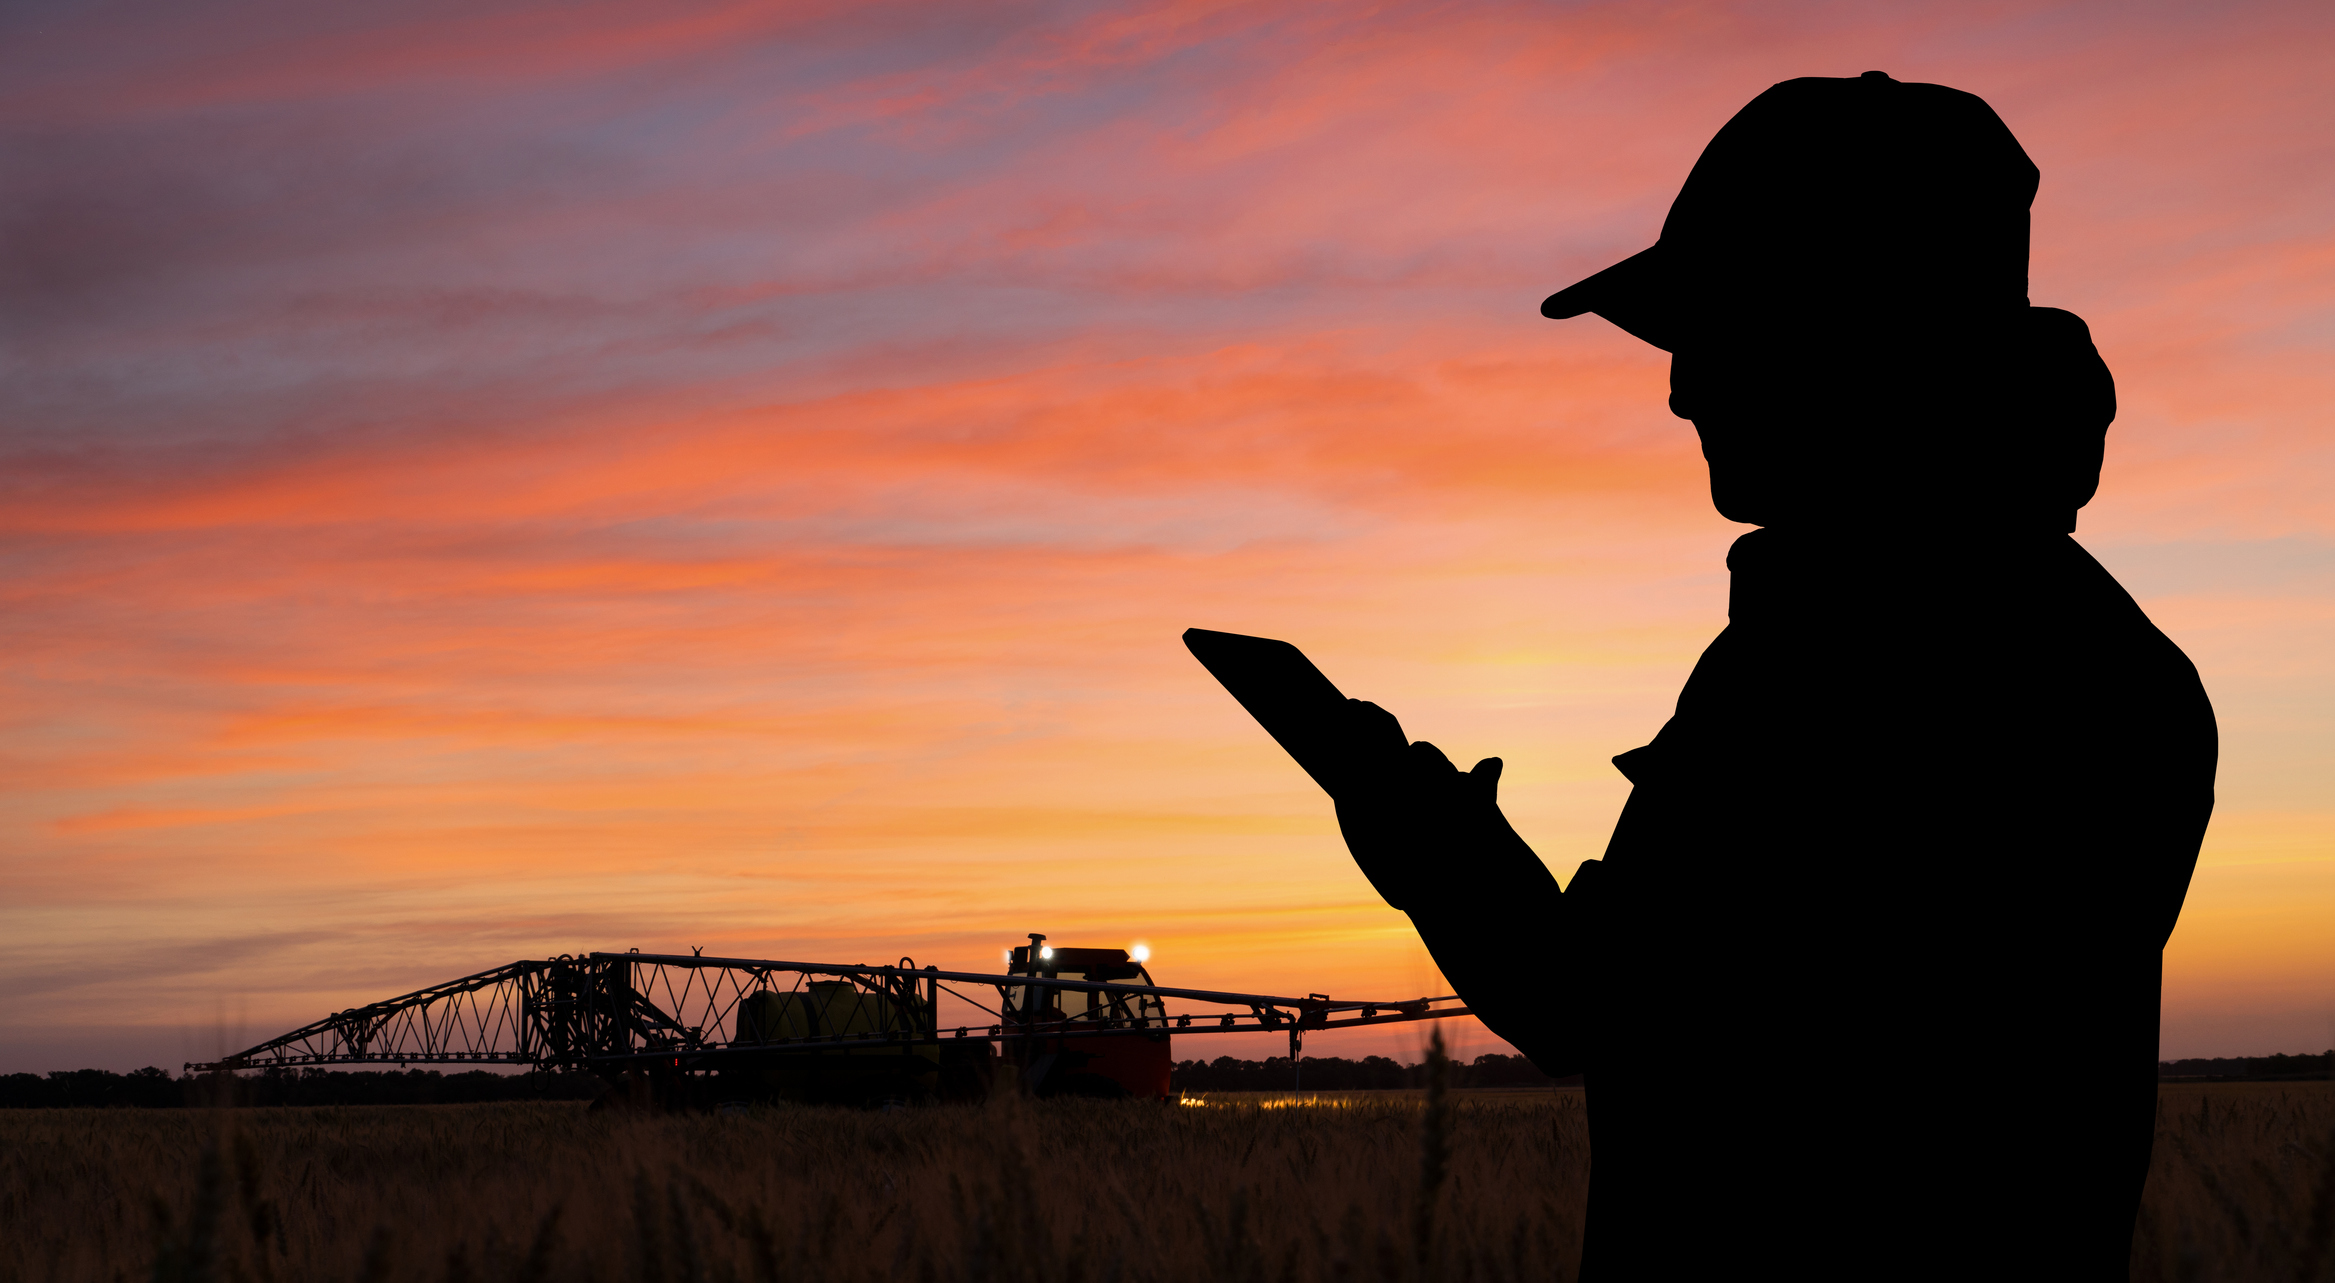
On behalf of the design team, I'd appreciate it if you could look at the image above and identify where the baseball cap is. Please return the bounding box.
[1541,72,2040,351]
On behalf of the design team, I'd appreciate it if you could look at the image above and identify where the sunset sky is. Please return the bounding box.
[4,0,2331,1073]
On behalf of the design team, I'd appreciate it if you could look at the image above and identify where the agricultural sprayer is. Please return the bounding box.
[187,933,1468,1106]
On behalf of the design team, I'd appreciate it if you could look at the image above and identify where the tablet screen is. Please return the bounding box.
[1182,628,1361,796]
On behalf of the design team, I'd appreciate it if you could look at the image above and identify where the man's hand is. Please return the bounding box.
[1331,699,1528,912]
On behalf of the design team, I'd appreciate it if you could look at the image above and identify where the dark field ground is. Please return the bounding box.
[3,1082,2330,1282]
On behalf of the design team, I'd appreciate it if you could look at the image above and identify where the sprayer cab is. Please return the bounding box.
[1001,936,1173,1098]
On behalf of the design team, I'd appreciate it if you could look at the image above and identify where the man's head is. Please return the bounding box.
[1545,72,2112,531]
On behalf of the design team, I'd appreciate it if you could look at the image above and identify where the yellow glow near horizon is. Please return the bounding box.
[2,1,2329,1072]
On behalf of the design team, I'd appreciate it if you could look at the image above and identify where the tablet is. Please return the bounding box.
[1182,628,1362,796]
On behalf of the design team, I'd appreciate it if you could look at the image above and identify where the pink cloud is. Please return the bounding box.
[3,0,2331,1068]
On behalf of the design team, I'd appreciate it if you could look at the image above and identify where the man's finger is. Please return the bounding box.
[1347,698,1409,749]
[1470,756,1505,803]
[1408,739,1458,772]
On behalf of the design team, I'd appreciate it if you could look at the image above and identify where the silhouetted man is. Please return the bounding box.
[1334,73,2216,1279]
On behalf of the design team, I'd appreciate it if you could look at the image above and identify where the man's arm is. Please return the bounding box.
[1331,707,1582,1075]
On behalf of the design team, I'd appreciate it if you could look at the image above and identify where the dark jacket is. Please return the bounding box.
[1391,526,2214,1280]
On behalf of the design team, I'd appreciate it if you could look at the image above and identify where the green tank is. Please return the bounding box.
[730,980,941,1103]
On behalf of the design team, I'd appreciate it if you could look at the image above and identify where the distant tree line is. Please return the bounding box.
[0,1067,605,1109]
[1170,1052,1568,1092]
[4,1057,1564,1106]
[1178,1049,2335,1089]
[11,1047,2323,1106]
[2158,1050,2334,1081]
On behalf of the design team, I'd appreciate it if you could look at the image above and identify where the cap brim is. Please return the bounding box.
[1540,243,1681,350]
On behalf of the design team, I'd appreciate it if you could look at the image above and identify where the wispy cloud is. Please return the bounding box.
[3,0,2331,1068]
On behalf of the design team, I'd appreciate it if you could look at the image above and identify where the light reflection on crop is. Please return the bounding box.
[1175,1096,1362,1109]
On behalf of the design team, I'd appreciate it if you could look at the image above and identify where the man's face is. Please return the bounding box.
[1667,336,1883,527]
[1667,324,1979,528]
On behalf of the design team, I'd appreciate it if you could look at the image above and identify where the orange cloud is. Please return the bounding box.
[3,0,2330,1070]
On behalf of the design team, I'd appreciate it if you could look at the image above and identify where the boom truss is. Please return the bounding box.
[185,951,1468,1076]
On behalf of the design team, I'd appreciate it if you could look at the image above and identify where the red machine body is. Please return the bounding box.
[1004,939,1172,1099]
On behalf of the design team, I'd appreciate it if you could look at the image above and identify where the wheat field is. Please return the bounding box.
[2,1082,2329,1282]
